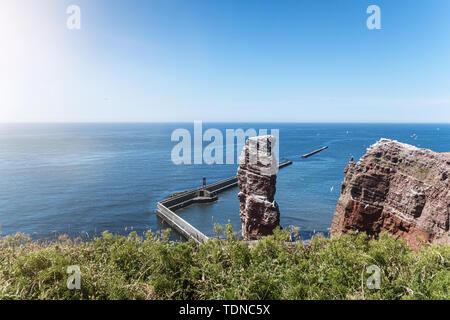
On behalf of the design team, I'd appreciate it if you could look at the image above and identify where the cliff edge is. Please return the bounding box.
[331,139,449,248]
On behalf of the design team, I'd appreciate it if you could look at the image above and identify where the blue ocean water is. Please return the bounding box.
[0,123,448,240]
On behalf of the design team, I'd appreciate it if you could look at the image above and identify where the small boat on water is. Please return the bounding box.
[301,146,328,158]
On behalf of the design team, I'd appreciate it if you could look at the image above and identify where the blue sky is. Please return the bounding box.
[1,0,449,122]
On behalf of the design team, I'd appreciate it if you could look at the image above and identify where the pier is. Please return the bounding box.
[156,160,292,243]
[301,146,328,158]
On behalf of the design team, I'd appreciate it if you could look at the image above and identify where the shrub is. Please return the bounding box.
[0,226,448,300]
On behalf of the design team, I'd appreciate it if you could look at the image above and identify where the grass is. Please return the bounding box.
[0,226,448,300]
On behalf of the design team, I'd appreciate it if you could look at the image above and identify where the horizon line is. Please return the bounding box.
[1,121,449,125]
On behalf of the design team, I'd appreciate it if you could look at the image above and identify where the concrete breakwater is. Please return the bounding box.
[301,146,328,158]
[156,161,292,243]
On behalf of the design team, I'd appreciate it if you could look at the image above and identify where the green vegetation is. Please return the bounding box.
[0,226,448,300]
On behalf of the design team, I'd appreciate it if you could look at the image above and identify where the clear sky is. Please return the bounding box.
[1,0,449,123]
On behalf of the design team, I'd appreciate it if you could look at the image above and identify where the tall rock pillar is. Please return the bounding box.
[237,135,280,240]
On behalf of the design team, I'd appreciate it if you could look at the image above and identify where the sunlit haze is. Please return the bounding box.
[1,0,450,123]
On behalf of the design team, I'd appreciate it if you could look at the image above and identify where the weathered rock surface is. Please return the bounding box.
[237,135,280,240]
[331,139,450,248]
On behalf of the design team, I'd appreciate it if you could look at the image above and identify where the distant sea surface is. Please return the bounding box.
[1,123,449,241]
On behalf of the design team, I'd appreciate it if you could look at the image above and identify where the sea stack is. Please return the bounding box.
[237,135,280,240]
[331,139,450,248]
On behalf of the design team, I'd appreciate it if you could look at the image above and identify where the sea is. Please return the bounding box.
[0,123,448,241]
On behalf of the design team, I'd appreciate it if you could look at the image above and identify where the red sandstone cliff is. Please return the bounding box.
[237,135,280,240]
[331,139,449,248]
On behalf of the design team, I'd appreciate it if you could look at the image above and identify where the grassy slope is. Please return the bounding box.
[0,226,448,300]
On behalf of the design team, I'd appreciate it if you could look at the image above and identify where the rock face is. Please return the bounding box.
[331,139,450,248]
[237,135,280,240]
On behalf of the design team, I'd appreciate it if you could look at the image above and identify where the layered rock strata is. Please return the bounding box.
[237,135,280,240]
[331,139,449,248]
